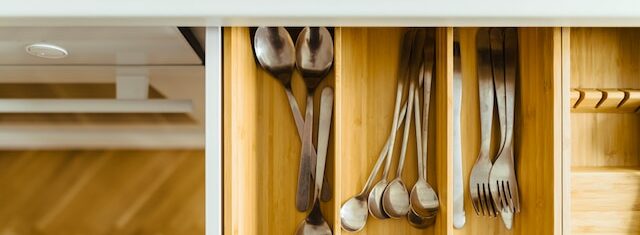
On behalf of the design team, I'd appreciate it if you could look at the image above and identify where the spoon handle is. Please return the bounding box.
[314,87,333,200]
[285,85,331,201]
[413,82,424,181]
[296,92,315,211]
[396,78,416,178]
[422,29,435,178]
[383,29,416,179]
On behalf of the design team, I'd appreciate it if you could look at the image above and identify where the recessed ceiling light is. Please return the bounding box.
[25,43,68,59]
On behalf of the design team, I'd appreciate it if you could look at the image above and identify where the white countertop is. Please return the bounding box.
[2,0,640,26]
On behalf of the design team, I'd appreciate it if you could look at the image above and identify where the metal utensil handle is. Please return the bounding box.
[314,87,333,200]
[413,83,424,180]
[396,29,427,178]
[422,29,435,178]
[382,29,417,179]
[295,92,315,211]
[285,86,331,201]
[452,36,466,229]
[490,28,507,159]
[504,28,517,148]
[476,28,495,159]
[396,78,416,178]
[359,100,409,195]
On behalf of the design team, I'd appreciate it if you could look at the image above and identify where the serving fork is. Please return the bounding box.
[468,28,498,217]
[488,28,520,229]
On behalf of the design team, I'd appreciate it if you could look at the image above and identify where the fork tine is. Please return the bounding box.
[470,183,480,214]
[487,190,498,217]
[471,196,480,215]
[510,181,521,213]
[482,184,492,216]
[478,184,486,216]
[506,181,515,212]
[502,181,513,213]
[489,180,501,213]
[500,181,511,212]
[495,181,504,216]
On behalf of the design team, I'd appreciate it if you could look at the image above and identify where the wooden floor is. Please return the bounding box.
[0,150,204,235]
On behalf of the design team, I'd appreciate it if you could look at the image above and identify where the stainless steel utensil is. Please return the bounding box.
[490,28,508,160]
[253,27,330,208]
[295,27,334,211]
[452,33,466,228]
[382,29,427,219]
[469,28,498,217]
[407,209,436,229]
[340,101,409,232]
[489,27,520,230]
[409,29,439,219]
[296,87,334,235]
[368,29,416,220]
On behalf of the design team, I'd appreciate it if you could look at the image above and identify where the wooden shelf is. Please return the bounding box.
[571,167,640,234]
[568,27,640,235]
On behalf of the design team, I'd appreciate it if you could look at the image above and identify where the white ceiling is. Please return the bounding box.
[0,27,201,65]
[0,27,205,149]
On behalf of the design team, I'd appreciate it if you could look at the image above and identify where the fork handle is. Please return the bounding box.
[477,28,495,157]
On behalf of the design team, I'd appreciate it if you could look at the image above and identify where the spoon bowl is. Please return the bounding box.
[382,178,410,218]
[254,27,295,83]
[296,202,332,235]
[339,195,368,232]
[296,27,334,89]
[407,208,436,229]
[367,180,390,219]
[410,178,440,216]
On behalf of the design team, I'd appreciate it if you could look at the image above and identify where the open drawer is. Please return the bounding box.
[223,27,563,234]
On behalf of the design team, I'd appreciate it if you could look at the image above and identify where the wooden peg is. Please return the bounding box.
[573,89,603,111]
[597,89,626,111]
[618,89,640,112]
[570,89,581,108]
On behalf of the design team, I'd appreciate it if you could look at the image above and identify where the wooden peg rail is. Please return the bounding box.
[571,88,640,113]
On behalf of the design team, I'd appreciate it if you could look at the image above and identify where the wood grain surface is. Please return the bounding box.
[0,150,204,235]
[455,27,562,235]
[568,27,640,235]
[223,27,335,235]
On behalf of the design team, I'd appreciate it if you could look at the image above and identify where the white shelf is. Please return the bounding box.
[0,99,193,113]
[2,0,640,26]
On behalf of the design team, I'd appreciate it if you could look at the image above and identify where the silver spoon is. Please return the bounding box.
[410,31,439,217]
[296,87,333,235]
[295,27,334,211]
[254,27,330,209]
[368,29,416,220]
[407,209,436,229]
[382,29,426,219]
[340,101,409,232]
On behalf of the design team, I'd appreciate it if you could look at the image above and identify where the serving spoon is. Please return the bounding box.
[253,27,330,209]
[382,29,426,219]
[368,29,416,220]
[340,101,409,232]
[295,27,334,211]
[410,30,439,218]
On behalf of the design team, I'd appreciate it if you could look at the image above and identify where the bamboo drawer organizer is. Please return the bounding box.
[223,27,638,234]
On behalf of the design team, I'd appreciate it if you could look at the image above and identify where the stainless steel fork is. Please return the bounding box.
[469,28,498,217]
[489,28,521,229]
